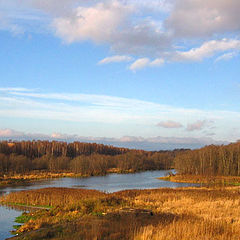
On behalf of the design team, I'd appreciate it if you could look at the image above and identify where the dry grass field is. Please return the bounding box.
[159,174,240,186]
[130,188,240,240]
[1,186,240,240]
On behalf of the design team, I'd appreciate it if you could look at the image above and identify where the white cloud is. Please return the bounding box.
[22,0,83,16]
[166,0,240,38]
[215,51,238,62]
[51,132,77,139]
[0,87,239,133]
[0,129,23,137]
[0,128,50,139]
[52,1,170,56]
[0,128,227,150]
[175,39,240,62]
[0,87,35,92]
[2,0,240,64]
[129,58,164,71]
[127,0,173,13]
[150,58,165,66]
[52,2,132,43]
[157,120,183,129]
[0,88,240,144]
[0,10,25,35]
[1,88,239,118]
[186,120,213,132]
[98,55,133,64]
[129,58,150,71]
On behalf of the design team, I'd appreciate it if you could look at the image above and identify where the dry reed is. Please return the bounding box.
[2,186,240,240]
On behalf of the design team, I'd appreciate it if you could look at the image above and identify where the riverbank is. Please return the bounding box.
[0,168,155,187]
[159,174,240,186]
[1,186,240,240]
[0,168,156,188]
[0,172,81,187]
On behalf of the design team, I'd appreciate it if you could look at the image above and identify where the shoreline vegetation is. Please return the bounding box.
[159,174,240,186]
[0,168,144,187]
[1,186,240,240]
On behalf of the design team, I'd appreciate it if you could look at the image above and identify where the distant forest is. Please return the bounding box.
[175,142,240,176]
[0,141,180,176]
[1,140,240,177]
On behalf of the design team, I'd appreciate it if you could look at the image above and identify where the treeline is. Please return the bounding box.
[174,142,240,176]
[0,141,128,158]
[0,141,179,176]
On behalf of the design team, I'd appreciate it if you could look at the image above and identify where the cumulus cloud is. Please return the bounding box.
[2,0,240,64]
[166,0,240,38]
[1,1,171,57]
[52,2,132,43]
[157,120,183,129]
[98,55,133,64]
[52,1,171,56]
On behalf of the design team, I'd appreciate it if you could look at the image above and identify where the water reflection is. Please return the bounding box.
[0,205,22,239]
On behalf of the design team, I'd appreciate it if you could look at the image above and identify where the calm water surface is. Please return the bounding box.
[0,170,198,239]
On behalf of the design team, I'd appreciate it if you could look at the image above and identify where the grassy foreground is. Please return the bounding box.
[1,186,240,240]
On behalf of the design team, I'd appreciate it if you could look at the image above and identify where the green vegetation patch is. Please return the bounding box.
[15,212,34,224]
[229,182,240,186]
[13,224,22,230]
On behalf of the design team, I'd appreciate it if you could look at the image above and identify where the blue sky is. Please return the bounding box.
[0,0,240,150]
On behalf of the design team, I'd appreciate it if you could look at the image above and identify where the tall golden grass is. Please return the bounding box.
[160,174,240,186]
[0,188,106,207]
[131,187,240,240]
[2,187,240,240]
[134,218,239,240]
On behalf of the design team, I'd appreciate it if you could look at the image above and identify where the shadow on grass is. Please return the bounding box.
[8,211,184,240]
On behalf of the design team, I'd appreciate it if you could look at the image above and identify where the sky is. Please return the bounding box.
[0,0,240,150]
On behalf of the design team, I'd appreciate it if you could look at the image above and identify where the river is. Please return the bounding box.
[0,170,198,239]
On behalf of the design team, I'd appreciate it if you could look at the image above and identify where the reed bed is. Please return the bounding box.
[134,218,240,240]
[160,174,240,186]
[0,188,106,207]
[2,186,240,240]
[130,187,240,240]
